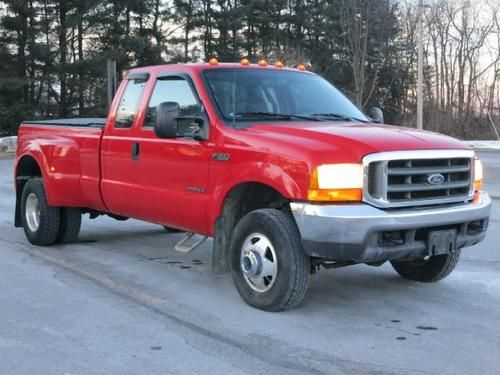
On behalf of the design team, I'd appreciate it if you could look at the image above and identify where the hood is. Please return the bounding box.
[242,121,470,164]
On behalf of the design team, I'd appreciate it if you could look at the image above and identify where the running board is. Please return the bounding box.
[174,232,208,253]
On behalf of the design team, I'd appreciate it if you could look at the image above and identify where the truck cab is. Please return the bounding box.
[15,61,491,311]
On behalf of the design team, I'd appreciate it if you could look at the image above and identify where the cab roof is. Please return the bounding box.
[127,62,312,76]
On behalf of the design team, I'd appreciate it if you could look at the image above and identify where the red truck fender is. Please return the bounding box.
[15,133,84,227]
[209,160,305,274]
[210,159,304,232]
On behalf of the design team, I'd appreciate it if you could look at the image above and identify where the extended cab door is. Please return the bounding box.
[101,71,213,234]
[101,72,150,218]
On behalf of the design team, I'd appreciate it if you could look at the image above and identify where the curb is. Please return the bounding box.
[471,148,500,152]
[0,153,15,159]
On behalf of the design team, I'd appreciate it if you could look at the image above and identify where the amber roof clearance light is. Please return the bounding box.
[240,58,250,66]
[297,64,306,71]
[274,61,284,68]
[208,57,219,65]
[258,59,268,67]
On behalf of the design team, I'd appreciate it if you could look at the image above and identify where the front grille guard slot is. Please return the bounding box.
[363,150,475,209]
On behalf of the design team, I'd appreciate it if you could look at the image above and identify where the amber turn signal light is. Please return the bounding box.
[307,188,362,202]
[474,179,483,191]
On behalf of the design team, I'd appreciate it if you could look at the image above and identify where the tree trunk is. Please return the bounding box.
[78,7,84,114]
[58,0,68,116]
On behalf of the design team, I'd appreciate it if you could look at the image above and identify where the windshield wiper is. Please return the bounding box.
[309,113,369,123]
[230,112,321,121]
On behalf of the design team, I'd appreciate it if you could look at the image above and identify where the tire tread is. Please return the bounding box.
[56,208,82,244]
[264,210,309,311]
[390,250,461,282]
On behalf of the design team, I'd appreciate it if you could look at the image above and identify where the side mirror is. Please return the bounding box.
[369,107,384,124]
[154,101,179,138]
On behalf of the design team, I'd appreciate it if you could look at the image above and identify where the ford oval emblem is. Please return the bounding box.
[426,173,445,185]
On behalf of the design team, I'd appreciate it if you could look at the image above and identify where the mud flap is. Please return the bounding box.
[212,216,231,274]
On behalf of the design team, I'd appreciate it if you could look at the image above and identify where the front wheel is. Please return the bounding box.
[390,250,461,282]
[230,209,310,312]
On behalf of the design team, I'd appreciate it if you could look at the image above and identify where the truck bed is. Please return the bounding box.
[22,118,106,128]
[17,119,106,211]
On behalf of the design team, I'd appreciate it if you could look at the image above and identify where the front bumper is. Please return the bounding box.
[290,192,491,263]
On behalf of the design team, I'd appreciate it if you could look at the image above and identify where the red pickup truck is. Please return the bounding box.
[15,62,491,311]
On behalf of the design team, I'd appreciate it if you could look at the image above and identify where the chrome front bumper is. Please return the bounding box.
[290,192,492,263]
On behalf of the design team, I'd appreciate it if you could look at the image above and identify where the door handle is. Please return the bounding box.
[132,142,140,161]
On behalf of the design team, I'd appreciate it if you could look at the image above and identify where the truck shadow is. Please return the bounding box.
[78,226,180,243]
[81,225,466,317]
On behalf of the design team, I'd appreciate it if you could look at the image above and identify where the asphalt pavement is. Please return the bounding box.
[0,152,499,375]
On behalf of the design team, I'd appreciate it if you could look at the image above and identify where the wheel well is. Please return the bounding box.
[15,156,42,227]
[212,182,290,274]
[17,156,42,178]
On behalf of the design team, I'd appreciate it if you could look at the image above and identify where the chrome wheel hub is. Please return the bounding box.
[241,250,262,278]
[240,233,278,293]
[25,193,40,232]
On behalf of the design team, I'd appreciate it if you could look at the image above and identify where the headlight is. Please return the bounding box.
[308,164,363,201]
[474,158,483,191]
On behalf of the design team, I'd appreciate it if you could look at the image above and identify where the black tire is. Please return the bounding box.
[56,208,82,244]
[390,250,461,282]
[230,209,310,312]
[21,178,60,246]
[163,226,183,233]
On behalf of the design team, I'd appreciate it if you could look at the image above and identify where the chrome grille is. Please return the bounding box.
[363,150,475,208]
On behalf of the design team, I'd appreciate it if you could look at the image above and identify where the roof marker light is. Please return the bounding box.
[274,61,284,68]
[297,64,306,71]
[208,57,219,65]
[258,59,267,67]
[240,58,250,66]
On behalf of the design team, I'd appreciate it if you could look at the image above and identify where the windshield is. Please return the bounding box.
[203,68,368,123]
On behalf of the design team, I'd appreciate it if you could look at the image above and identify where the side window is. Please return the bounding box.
[144,77,202,132]
[114,78,146,128]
